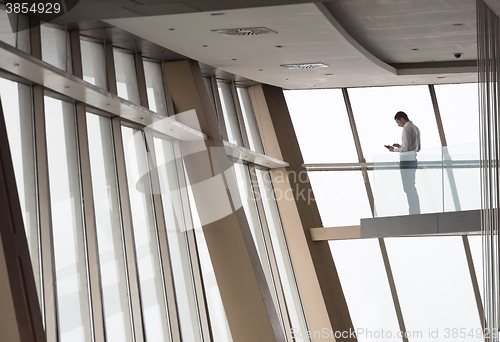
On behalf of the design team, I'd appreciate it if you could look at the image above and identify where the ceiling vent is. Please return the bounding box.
[212,27,277,36]
[280,62,329,69]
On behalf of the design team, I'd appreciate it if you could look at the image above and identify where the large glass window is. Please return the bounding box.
[349,85,441,162]
[237,87,264,153]
[1,78,40,300]
[45,96,91,342]
[385,236,482,340]
[204,77,217,120]
[285,89,358,163]
[41,25,71,72]
[434,83,479,146]
[468,235,484,300]
[218,81,243,145]
[0,9,16,47]
[233,162,283,330]
[309,171,372,226]
[114,49,140,105]
[329,239,401,342]
[144,61,167,116]
[255,169,309,341]
[81,39,107,90]
[154,137,202,342]
[121,126,171,342]
[87,113,133,342]
[0,10,30,53]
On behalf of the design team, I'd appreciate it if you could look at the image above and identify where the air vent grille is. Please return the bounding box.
[281,63,329,69]
[212,27,277,36]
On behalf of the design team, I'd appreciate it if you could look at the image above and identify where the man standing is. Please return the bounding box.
[388,111,421,215]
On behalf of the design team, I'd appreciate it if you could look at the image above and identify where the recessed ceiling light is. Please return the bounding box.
[203,44,208,47]
[325,73,333,76]
[412,48,418,51]
[275,45,283,48]
[437,76,446,79]
[211,12,225,16]
[259,69,263,71]
[212,27,277,36]
[453,23,464,26]
[281,62,329,69]
[169,28,175,31]
[232,58,237,61]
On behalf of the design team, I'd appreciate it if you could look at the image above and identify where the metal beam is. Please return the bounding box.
[342,88,375,216]
[0,41,206,142]
[462,236,485,329]
[378,239,409,342]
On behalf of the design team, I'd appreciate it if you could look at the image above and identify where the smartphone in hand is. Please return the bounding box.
[384,145,392,149]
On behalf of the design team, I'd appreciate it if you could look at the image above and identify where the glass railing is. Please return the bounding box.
[373,142,480,217]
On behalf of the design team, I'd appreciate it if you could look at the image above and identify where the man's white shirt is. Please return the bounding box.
[393,121,420,160]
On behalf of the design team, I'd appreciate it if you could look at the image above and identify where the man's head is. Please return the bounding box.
[394,111,409,127]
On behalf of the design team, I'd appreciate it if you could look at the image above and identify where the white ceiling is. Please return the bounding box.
[105,1,478,89]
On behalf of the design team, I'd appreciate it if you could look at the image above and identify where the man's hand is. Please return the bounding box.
[393,143,401,148]
[389,146,394,152]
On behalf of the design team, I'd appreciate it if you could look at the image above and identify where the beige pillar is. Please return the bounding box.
[163,60,285,342]
[249,84,356,341]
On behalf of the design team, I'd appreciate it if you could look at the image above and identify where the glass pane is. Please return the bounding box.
[255,169,309,341]
[385,236,483,340]
[81,39,107,90]
[373,147,443,217]
[1,78,40,301]
[237,87,264,153]
[45,96,91,342]
[435,84,480,213]
[203,77,217,119]
[434,83,479,146]
[0,9,16,46]
[217,81,243,145]
[184,165,233,342]
[144,61,167,116]
[154,137,202,342]
[41,25,71,72]
[114,49,140,105]
[0,10,30,53]
[309,171,372,226]
[443,144,481,212]
[284,89,358,163]
[349,85,441,162]
[15,14,30,53]
[467,235,483,301]
[86,113,133,342]
[121,126,171,342]
[233,162,283,330]
[329,239,401,342]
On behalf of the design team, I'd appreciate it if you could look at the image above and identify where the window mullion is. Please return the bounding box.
[230,81,251,149]
[110,117,146,342]
[144,130,182,342]
[172,140,212,342]
[75,102,106,342]
[248,164,294,342]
